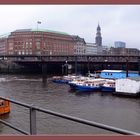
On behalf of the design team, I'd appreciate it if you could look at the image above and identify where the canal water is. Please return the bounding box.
[0,74,140,135]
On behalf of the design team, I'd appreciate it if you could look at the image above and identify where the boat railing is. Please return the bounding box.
[0,96,140,135]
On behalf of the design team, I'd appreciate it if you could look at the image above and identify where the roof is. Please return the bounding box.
[14,29,31,32]
[0,33,10,38]
[126,76,140,81]
[97,24,101,30]
[31,29,69,35]
[72,35,86,43]
[127,71,139,74]
[101,70,138,74]
[101,70,123,73]
[14,29,69,36]
[86,43,97,47]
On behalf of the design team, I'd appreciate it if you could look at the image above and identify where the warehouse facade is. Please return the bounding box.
[0,29,75,55]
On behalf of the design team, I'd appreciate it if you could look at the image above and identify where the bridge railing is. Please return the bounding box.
[0,54,140,63]
[0,96,140,135]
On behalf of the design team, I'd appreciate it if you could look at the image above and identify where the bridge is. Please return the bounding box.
[0,54,140,75]
[0,54,140,63]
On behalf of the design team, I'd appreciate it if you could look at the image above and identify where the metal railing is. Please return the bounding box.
[0,54,140,63]
[0,96,140,135]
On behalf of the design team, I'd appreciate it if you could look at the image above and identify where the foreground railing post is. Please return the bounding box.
[30,106,37,135]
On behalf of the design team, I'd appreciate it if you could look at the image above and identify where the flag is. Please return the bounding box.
[37,21,41,24]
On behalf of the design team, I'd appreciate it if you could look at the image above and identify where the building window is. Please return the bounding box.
[18,51,21,55]
[36,42,40,49]
[26,42,28,49]
[36,51,41,55]
[29,42,32,48]
[22,51,25,55]
[44,42,46,47]
[29,51,32,55]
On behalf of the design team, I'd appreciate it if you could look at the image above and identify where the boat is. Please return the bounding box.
[87,72,100,78]
[52,75,81,84]
[74,81,101,91]
[101,79,115,92]
[0,99,10,116]
[52,76,68,84]
[63,75,80,83]
[68,77,86,89]
[69,78,106,92]
[68,76,92,89]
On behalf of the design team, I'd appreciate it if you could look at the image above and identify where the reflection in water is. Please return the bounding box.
[41,78,47,88]
[74,91,93,97]
[0,113,10,120]
[0,74,140,135]
[0,113,10,134]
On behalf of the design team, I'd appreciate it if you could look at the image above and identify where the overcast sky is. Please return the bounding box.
[0,5,140,49]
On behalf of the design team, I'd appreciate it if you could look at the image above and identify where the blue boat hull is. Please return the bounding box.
[69,83,101,91]
[68,83,78,89]
[76,85,101,91]
[101,86,115,92]
[52,79,69,84]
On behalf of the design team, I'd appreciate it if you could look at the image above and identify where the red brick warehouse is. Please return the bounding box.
[5,29,75,56]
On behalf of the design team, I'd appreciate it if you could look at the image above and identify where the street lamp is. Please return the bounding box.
[87,57,90,74]
[104,59,108,70]
[126,58,128,77]
[37,21,41,31]
[65,60,68,75]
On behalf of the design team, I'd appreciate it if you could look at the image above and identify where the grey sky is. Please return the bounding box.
[0,5,140,49]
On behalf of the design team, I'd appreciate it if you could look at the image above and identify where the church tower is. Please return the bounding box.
[95,24,102,46]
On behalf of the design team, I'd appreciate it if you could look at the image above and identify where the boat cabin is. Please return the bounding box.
[100,70,139,79]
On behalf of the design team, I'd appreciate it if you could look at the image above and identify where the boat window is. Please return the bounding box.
[0,102,4,106]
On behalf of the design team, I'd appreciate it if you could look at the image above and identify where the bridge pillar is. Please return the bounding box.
[75,56,78,75]
[126,58,128,77]
[41,62,47,84]
[87,57,90,74]
[62,65,64,75]
[65,64,68,75]
[138,56,140,75]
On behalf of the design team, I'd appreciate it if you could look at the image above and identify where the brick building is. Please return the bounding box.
[1,29,75,55]
[0,33,10,55]
[0,38,7,55]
